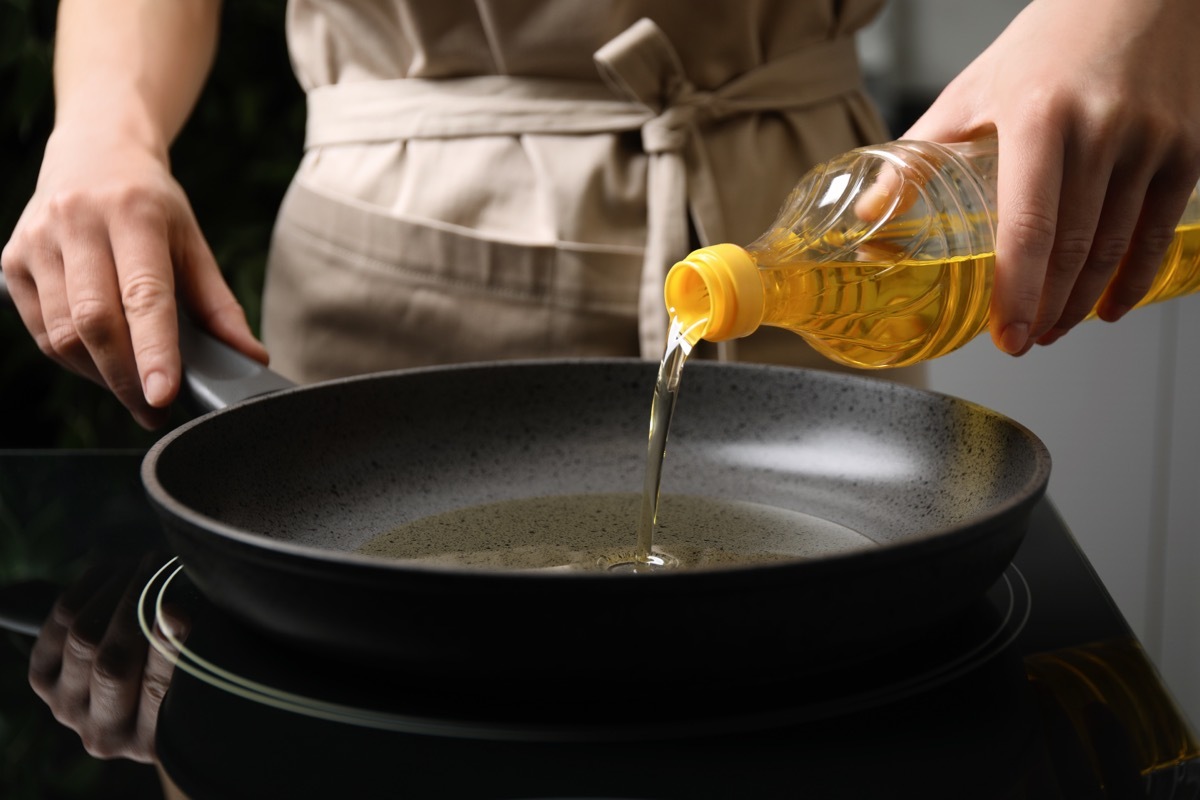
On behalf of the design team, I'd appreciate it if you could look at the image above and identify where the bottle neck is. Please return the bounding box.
[663,244,765,342]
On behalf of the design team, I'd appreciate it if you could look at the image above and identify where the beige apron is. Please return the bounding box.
[262,0,926,386]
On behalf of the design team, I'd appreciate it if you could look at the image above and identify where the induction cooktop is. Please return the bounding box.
[2,451,1198,799]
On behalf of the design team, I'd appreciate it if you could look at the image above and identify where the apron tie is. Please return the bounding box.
[595,19,729,357]
[303,18,868,358]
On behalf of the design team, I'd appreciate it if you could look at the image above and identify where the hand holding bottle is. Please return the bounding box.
[663,136,1198,369]
[903,0,1200,355]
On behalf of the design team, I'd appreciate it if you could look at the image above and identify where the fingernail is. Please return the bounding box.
[144,371,170,406]
[999,323,1029,355]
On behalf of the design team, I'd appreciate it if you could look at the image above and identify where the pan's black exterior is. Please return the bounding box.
[143,360,1050,687]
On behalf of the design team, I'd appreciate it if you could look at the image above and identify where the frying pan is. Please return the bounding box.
[138,319,1051,690]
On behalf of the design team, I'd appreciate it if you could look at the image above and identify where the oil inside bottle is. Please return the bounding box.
[742,221,1200,369]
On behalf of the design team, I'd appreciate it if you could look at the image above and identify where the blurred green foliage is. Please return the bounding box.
[0,0,304,448]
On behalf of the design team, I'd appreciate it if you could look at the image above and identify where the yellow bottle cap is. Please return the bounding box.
[663,243,764,342]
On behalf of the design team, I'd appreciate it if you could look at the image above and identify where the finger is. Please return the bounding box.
[1097,169,1199,321]
[87,558,167,763]
[31,194,130,384]
[59,220,166,429]
[854,163,911,223]
[175,219,268,364]
[1039,166,1151,342]
[28,602,70,699]
[133,604,190,763]
[55,570,131,719]
[991,128,1065,355]
[1028,153,1129,345]
[1,258,64,376]
[4,209,122,392]
[27,245,108,385]
[88,566,155,741]
[27,566,111,696]
[111,203,179,410]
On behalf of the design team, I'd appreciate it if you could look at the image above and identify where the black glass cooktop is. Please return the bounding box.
[1,451,1198,799]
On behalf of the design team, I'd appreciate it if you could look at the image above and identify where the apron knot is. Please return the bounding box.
[641,93,714,153]
[593,19,868,358]
[595,17,709,154]
[595,18,723,357]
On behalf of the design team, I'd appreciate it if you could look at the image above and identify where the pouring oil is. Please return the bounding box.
[634,138,1198,569]
[618,315,706,572]
[666,222,1200,369]
[663,136,1200,368]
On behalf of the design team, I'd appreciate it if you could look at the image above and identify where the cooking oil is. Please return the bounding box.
[664,135,1200,368]
[356,492,875,571]
[667,221,1200,369]
[628,315,703,571]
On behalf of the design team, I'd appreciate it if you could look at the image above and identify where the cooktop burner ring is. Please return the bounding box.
[138,558,1031,742]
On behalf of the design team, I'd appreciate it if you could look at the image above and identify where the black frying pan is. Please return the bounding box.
[140,321,1051,690]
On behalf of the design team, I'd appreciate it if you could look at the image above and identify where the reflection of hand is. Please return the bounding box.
[905,0,1200,355]
[28,555,188,764]
[1,128,267,429]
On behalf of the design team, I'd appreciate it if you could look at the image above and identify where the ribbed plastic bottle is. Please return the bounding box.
[664,137,1200,368]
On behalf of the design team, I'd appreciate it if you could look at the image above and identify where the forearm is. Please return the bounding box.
[52,0,222,160]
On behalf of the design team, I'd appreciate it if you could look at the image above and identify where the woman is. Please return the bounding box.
[4,0,1199,428]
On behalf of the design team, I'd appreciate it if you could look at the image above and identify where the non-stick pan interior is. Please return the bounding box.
[149,360,1050,560]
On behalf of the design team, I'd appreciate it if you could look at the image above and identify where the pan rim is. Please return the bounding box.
[142,358,1052,583]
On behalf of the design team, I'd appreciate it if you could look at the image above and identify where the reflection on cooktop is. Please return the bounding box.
[2,452,1199,800]
[141,559,1031,740]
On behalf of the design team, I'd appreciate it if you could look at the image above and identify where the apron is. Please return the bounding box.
[262,0,927,386]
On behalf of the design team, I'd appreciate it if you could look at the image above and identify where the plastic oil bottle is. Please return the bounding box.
[664,137,1200,368]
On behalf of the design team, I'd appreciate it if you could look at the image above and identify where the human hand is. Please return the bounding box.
[1,126,268,428]
[27,555,187,764]
[903,0,1200,355]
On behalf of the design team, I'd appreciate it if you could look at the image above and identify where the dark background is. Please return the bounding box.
[2,2,301,797]
[0,0,305,449]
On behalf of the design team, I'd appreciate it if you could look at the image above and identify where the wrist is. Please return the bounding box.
[52,82,172,164]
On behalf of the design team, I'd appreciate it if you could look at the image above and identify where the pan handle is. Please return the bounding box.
[0,270,294,412]
[177,313,294,411]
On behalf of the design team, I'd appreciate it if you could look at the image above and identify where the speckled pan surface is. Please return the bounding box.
[143,358,1051,676]
[146,359,1050,560]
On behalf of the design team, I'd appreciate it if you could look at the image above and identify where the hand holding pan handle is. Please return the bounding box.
[175,306,295,412]
[0,270,295,414]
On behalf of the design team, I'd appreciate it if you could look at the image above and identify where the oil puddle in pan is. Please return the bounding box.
[356,493,876,572]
